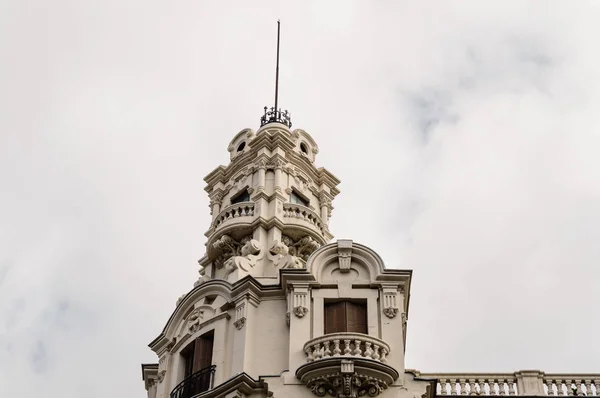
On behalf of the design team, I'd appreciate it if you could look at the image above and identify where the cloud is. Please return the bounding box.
[1,1,599,397]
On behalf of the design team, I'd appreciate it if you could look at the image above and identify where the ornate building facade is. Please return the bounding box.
[141,113,599,398]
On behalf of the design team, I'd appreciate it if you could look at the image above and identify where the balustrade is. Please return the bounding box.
[170,365,216,398]
[411,372,600,396]
[282,203,323,231]
[303,333,390,364]
[212,202,255,229]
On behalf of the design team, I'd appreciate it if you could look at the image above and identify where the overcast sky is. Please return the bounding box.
[1,1,599,397]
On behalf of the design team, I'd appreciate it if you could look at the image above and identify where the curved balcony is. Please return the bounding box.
[296,333,398,398]
[282,203,326,236]
[212,202,256,231]
[170,365,215,398]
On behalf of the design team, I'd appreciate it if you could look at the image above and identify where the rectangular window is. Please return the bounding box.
[324,300,367,334]
[290,191,309,206]
[231,190,250,204]
[181,330,214,376]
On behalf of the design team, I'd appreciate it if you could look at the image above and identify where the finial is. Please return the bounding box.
[260,20,292,128]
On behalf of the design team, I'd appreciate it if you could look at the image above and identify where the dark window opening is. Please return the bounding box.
[237,142,246,152]
[231,190,250,204]
[324,300,367,334]
[204,295,216,305]
[179,330,215,397]
[300,142,308,154]
[290,190,309,207]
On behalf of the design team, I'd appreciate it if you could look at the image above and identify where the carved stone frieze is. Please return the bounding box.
[187,308,204,333]
[306,372,389,398]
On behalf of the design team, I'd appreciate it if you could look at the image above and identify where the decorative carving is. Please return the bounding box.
[293,306,309,318]
[269,235,320,270]
[157,370,166,383]
[193,268,211,288]
[383,307,399,319]
[285,312,291,326]
[337,240,353,272]
[213,235,260,276]
[234,317,246,330]
[187,308,204,333]
[401,312,407,328]
[306,372,389,398]
[223,238,261,277]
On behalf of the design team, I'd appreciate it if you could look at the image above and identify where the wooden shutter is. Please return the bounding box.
[324,301,346,334]
[345,301,367,334]
[193,331,214,372]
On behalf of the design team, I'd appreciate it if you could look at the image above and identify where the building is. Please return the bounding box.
[141,109,599,398]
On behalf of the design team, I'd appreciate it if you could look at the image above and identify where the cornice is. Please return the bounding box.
[197,372,270,398]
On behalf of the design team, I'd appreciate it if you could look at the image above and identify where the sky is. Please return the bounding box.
[1,1,599,397]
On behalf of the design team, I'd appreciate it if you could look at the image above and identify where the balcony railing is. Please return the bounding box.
[212,202,255,230]
[170,365,216,398]
[303,332,391,363]
[409,371,600,396]
[282,203,324,233]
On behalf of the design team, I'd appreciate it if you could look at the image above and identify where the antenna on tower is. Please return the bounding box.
[260,20,292,128]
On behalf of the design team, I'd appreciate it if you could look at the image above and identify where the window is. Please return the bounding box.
[290,191,309,207]
[236,142,246,152]
[300,142,308,154]
[180,330,214,391]
[324,300,367,334]
[231,190,250,204]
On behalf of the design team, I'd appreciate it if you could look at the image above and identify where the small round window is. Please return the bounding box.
[237,142,246,152]
[300,142,308,154]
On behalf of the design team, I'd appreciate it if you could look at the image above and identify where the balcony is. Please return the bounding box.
[170,365,216,398]
[212,202,255,232]
[296,333,398,398]
[282,203,327,238]
[409,370,600,396]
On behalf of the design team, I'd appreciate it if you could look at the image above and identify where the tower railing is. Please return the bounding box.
[170,365,216,398]
[260,106,292,128]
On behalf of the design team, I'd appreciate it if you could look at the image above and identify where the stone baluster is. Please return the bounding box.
[364,342,373,359]
[439,379,448,396]
[479,380,486,396]
[583,380,593,396]
[546,380,555,396]
[371,344,380,361]
[449,379,457,395]
[332,340,341,356]
[313,343,322,360]
[566,380,574,396]
[507,379,516,396]
[305,346,314,362]
[380,348,388,363]
[468,379,477,396]
[459,379,467,395]
[353,340,362,356]
[323,341,331,358]
[343,340,351,356]
[575,380,584,396]
[488,379,496,396]
[498,378,506,395]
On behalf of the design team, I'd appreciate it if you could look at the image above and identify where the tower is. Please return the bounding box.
[140,113,434,398]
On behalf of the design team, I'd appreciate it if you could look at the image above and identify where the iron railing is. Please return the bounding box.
[170,365,216,398]
[260,106,292,128]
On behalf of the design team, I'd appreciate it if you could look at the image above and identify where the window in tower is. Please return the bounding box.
[290,190,309,207]
[180,330,215,391]
[300,142,308,154]
[231,189,250,204]
[237,141,246,152]
[324,300,368,335]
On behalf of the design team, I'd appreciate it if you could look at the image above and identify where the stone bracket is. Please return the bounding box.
[337,240,352,273]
